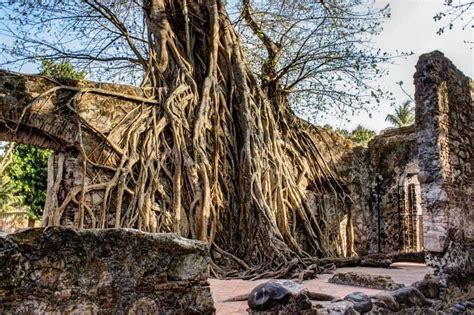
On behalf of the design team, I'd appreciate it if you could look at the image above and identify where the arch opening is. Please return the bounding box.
[400,174,424,253]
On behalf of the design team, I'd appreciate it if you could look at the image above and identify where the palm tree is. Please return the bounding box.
[385,100,415,128]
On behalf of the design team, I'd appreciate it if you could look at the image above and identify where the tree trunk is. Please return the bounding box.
[129,0,346,278]
[22,0,350,279]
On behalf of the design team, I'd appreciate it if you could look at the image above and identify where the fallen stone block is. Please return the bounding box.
[0,227,215,314]
[328,271,405,290]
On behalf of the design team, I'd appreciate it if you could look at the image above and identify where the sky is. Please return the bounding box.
[317,0,473,132]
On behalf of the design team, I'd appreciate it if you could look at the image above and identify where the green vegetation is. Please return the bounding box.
[349,125,377,147]
[40,60,86,80]
[324,124,376,147]
[6,145,51,218]
[385,100,415,128]
[0,144,22,213]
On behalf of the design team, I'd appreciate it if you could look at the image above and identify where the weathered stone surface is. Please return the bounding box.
[372,292,400,312]
[360,254,392,268]
[343,124,421,256]
[414,50,474,302]
[392,286,431,307]
[328,272,404,290]
[0,227,215,314]
[248,295,315,315]
[326,300,357,315]
[343,292,372,313]
[446,301,474,315]
[0,70,149,226]
[413,275,440,299]
[247,280,312,313]
[367,125,420,255]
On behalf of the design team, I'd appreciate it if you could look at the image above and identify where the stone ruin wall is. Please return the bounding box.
[414,51,473,297]
[341,52,473,267]
[341,126,420,256]
[366,126,419,255]
[0,71,149,228]
[304,128,357,257]
[0,227,215,314]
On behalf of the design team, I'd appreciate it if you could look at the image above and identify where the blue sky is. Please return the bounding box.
[318,0,473,132]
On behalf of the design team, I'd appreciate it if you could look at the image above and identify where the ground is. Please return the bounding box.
[210,262,432,314]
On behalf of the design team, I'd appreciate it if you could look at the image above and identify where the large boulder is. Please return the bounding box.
[247,280,313,313]
[344,292,373,313]
[0,227,215,314]
[392,286,431,308]
[372,292,400,312]
[412,275,440,299]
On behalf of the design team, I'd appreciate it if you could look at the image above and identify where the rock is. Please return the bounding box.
[327,300,357,315]
[245,280,319,314]
[360,254,392,268]
[0,227,215,314]
[344,292,373,313]
[247,280,310,312]
[412,275,440,299]
[446,306,464,314]
[392,286,431,307]
[453,303,466,312]
[328,272,404,290]
[307,291,337,301]
[462,301,474,309]
[372,292,400,312]
[248,281,292,311]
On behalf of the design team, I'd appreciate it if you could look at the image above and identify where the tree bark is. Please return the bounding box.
[1,0,351,279]
[132,0,348,278]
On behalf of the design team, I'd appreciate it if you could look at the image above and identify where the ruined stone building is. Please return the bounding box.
[345,52,473,283]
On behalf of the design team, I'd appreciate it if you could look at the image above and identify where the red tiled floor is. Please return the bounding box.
[210,262,432,315]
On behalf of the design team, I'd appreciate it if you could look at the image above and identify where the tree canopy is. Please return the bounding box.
[434,0,473,42]
[6,145,51,219]
[324,124,376,147]
[232,0,404,121]
[349,125,376,147]
[0,0,406,120]
[40,60,86,80]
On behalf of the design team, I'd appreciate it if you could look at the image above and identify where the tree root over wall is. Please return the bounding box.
[33,0,354,279]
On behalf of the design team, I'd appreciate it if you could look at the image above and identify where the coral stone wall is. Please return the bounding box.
[346,52,473,265]
[0,227,215,314]
[342,126,419,256]
[344,126,420,255]
[414,51,473,285]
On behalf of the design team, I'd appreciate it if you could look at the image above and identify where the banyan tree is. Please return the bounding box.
[0,0,355,279]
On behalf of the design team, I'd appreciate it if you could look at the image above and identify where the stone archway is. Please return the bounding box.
[0,70,145,227]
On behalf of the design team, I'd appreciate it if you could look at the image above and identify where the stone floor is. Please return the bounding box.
[209,262,432,314]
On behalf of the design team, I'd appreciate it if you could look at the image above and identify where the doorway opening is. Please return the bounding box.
[401,175,424,252]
